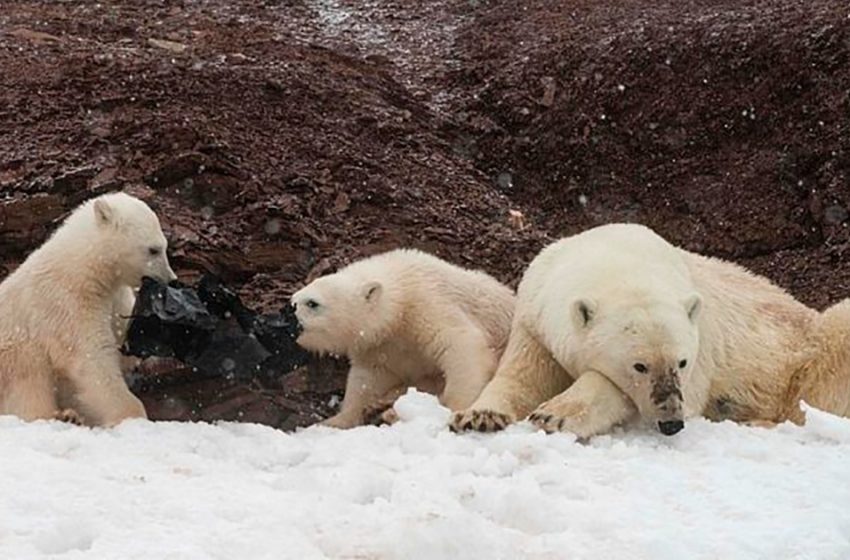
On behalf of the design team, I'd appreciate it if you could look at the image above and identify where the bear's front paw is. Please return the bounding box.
[449,409,514,433]
[380,407,400,425]
[362,399,400,426]
[320,413,359,429]
[528,400,594,438]
[362,403,400,426]
[54,408,83,426]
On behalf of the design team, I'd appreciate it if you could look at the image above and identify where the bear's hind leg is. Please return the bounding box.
[1,364,60,422]
[322,364,404,429]
[451,323,570,433]
[363,372,446,426]
[436,327,499,411]
[529,370,637,439]
[797,299,850,419]
[361,385,409,426]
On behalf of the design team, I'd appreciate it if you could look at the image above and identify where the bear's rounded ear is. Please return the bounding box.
[684,293,702,322]
[93,198,115,227]
[572,298,597,328]
[362,281,382,303]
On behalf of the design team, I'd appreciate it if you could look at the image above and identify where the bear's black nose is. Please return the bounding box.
[657,420,684,436]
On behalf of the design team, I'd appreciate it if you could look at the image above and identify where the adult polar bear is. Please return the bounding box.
[0,192,177,426]
[452,223,850,438]
[292,249,515,428]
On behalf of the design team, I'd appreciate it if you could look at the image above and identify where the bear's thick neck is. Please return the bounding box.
[39,237,127,303]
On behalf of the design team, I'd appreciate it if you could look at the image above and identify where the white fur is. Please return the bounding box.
[457,224,702,437]
[0,192,176,426]
[292,249,515,428]
[532,223,703,419]
[454,223,847,438]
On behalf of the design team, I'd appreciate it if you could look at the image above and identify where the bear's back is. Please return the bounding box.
[519,223,693,312]
[679,250,818,418]
[343,249,514,349]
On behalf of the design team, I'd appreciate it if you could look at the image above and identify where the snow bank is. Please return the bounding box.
[1,391,848,560]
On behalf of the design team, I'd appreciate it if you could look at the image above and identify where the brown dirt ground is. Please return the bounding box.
[1,0,848,428]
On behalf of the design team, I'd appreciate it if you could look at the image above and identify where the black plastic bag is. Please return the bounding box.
[122,275,309,381]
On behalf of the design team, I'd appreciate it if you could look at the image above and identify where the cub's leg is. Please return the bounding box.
[112,286,141,374]
[361,386,408,426]
[1,356,60,421]
[54,408,84,425]
[322,364,403,429]
[529,370,637,439]
[451,323,570,432]
[364,372,446,426]
[434,325,499,411]
[68,348,147,427]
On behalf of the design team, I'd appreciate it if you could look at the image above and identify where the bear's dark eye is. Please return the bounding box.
[305,299,320,310]
[633,363,648,374]
[678,359,688,369]
[148,247,161,257]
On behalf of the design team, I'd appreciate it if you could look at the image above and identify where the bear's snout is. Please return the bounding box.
[657,419,684,436]
[650,371,683,406]
[649,370,684,432]
[150,263,177,284]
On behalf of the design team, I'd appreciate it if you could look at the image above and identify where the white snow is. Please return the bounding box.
[1,391,849,560]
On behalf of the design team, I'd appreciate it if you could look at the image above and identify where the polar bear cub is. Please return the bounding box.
[291,249,515,428]
[0,192,177,426]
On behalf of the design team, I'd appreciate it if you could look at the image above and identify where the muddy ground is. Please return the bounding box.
[1,0,848,428]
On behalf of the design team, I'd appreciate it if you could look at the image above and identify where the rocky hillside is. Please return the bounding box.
[1,0,847,427]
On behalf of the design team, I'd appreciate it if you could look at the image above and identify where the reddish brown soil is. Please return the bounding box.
[450,0,850,305]
[1,0,848,428]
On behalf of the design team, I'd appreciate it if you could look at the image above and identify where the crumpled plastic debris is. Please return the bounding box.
[122,275,309,381]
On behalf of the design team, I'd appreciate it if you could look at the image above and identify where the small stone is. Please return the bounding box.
[541,76,557,107]
[508,209,526,230]
[331,191,350,214]
[148,38,187,53]
[823,205,848,225]
[9,28,61,43]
